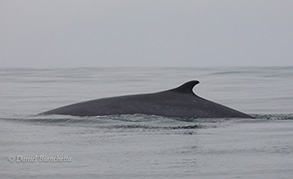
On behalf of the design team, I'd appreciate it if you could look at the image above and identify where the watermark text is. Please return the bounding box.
[8,155,72,163]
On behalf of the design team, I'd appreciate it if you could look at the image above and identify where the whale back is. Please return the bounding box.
[41,80,252,118]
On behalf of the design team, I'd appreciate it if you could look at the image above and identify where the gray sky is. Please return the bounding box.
[1,0,292,67]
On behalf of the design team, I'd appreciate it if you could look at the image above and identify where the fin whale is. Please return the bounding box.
[40,80,252,118]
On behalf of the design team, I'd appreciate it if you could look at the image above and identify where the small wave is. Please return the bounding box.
[0,114,209,130]
[251,114,293,120]
[209,71,255,75]
[108,124,201,130]
[3,113,291,131]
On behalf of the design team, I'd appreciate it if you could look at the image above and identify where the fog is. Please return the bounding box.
[1,0,292,67]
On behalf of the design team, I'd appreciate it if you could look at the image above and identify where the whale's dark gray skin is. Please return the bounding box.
[41,81,252,118]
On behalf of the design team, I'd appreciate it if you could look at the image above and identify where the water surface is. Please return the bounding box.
[0,67,293,179]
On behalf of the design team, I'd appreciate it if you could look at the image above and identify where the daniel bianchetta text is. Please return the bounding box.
[8,155,72,163]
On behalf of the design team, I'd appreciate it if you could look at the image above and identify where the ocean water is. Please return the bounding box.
[0,67,293,179]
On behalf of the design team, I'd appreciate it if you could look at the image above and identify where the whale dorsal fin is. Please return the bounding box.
[170,80,199,94]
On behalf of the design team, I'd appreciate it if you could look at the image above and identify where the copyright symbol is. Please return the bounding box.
[8,155,15,162]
